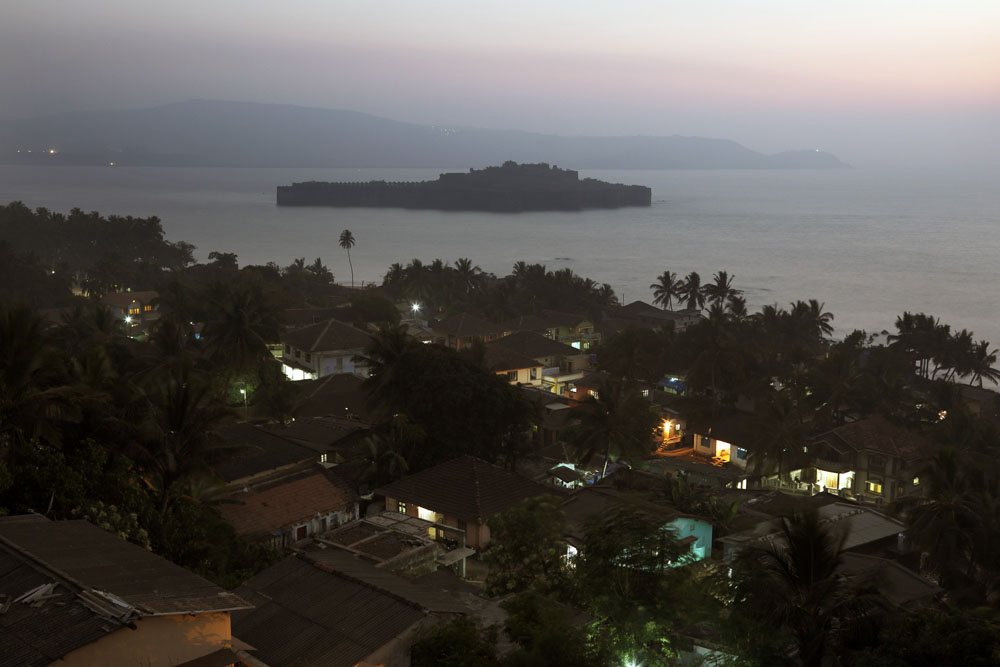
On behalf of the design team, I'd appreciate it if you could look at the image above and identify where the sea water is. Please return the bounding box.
[2,165,997,346]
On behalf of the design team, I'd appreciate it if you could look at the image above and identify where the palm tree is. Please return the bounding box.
[131,371,238,516]
[731,510,884,667]
[967,340,1000,387]
[649,270,682,309]
[0,305,77,462]
[201,281,280,393]
[680,271,706,311]
[893,448,984,588]
[703,270,739,308]
[566,378,658,479]
[358,324,422,417]
[339,229,356,288]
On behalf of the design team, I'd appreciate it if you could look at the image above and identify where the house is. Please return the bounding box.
[374,456,556,549]
[0,515,251,667]
[491,330,591,394]
[279,317,373,381]
[560,486,714,564]
[232,552,467,667]
[213,422,328,485]
[431,313,508,350]
[482,344,544,385]
[217,467,359,549]
[801,416,932,505]
[536,309,599,350]
[266,415,369,462]
[99,289,159,334]
[617,300,702,332]
[687,409,756,470]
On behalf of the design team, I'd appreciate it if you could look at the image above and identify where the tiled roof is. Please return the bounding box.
[813,416,931,460]
[213,422,319,483]
[99,290,159,308]
[283,318,373,353]
[0,519,249,616]
[218,471,355,538]
[292,373,372,421]
[619,300,664,316]
[432,313,506,337]
[483,344,543,373]
[492,330,577,359]
[374,456,553,523]
[232,555,427,667]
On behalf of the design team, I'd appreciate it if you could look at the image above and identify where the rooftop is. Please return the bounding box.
[213,422,319,483]
[491,330,578,359]
[811,416,931,461]
[292,373,371,420]
[218,470,356,538]
[282,318,372,353]
[375,455,555,523]
[482,344,543,373]
[0,518,249,617]
[432,313,506,338]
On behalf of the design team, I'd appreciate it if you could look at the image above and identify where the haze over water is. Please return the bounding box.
[3,164,998,347]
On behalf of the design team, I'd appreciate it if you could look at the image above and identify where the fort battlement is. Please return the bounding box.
[276,162,651,212]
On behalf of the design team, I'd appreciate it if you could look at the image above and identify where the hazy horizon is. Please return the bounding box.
[3,1,998,168]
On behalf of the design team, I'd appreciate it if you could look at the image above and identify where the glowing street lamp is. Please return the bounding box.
[123,315,132,325]
[240,386,248,420]
[411,302,421,314]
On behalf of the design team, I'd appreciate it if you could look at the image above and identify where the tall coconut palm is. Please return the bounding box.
[339,229,356,288]
[201,281,280,393]
[968,340,1000,387]
[680,271,706,311]
[703,270,740,308]
[731,510,884,667]
[649,270,682,310]
[358,324,422,417]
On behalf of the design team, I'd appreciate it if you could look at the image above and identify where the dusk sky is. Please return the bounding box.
[3,1,998,167]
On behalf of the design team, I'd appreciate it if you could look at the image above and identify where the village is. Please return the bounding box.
[2,203,1000,666]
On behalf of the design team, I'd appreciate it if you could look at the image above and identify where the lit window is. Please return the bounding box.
[319,453,328,463]
[866,480,883,495]
[397,501,407,514]
[912,477,920,486]
[641,389,649,397]
[144,305,152,312]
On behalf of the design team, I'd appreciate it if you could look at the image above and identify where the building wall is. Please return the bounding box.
[62,613,234,667]
[666,516,713,561]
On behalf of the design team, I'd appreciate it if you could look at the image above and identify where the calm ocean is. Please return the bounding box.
[2,165,998,346]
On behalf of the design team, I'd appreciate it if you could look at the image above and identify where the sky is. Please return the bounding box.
[2,0,998,167]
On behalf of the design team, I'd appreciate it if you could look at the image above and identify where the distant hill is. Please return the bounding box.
[0,100,848,169]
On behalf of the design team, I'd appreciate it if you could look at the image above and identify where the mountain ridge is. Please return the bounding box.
[0,99,848,169]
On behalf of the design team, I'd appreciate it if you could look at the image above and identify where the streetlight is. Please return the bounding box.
[239,386,248,421]
[411,302,421,314]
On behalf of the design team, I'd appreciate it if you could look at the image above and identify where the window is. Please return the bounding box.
[506,370,518,381]
[530,367,538,380]
[912,476,920,486]
[128,306,140,315]
[397,501,407,514]
[284,344,291,353]
[144,304,152,312]
[641,389,649,397]
[319,453,328,464]
[866,480,883,495]
[295,525,308,541]
[305,353,312,363]
[295,350,301,359]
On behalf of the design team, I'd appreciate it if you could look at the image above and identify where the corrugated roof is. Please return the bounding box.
[219,472,354,537]
[838,553,941,607]
[0,520,250,616]
[0,546,125,667]
[374,456,553,523]
[719,503,904,552]
[283,318,372,353]
[232,555,428,667]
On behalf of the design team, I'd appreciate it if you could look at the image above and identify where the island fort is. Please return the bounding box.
[276,161,652,212]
